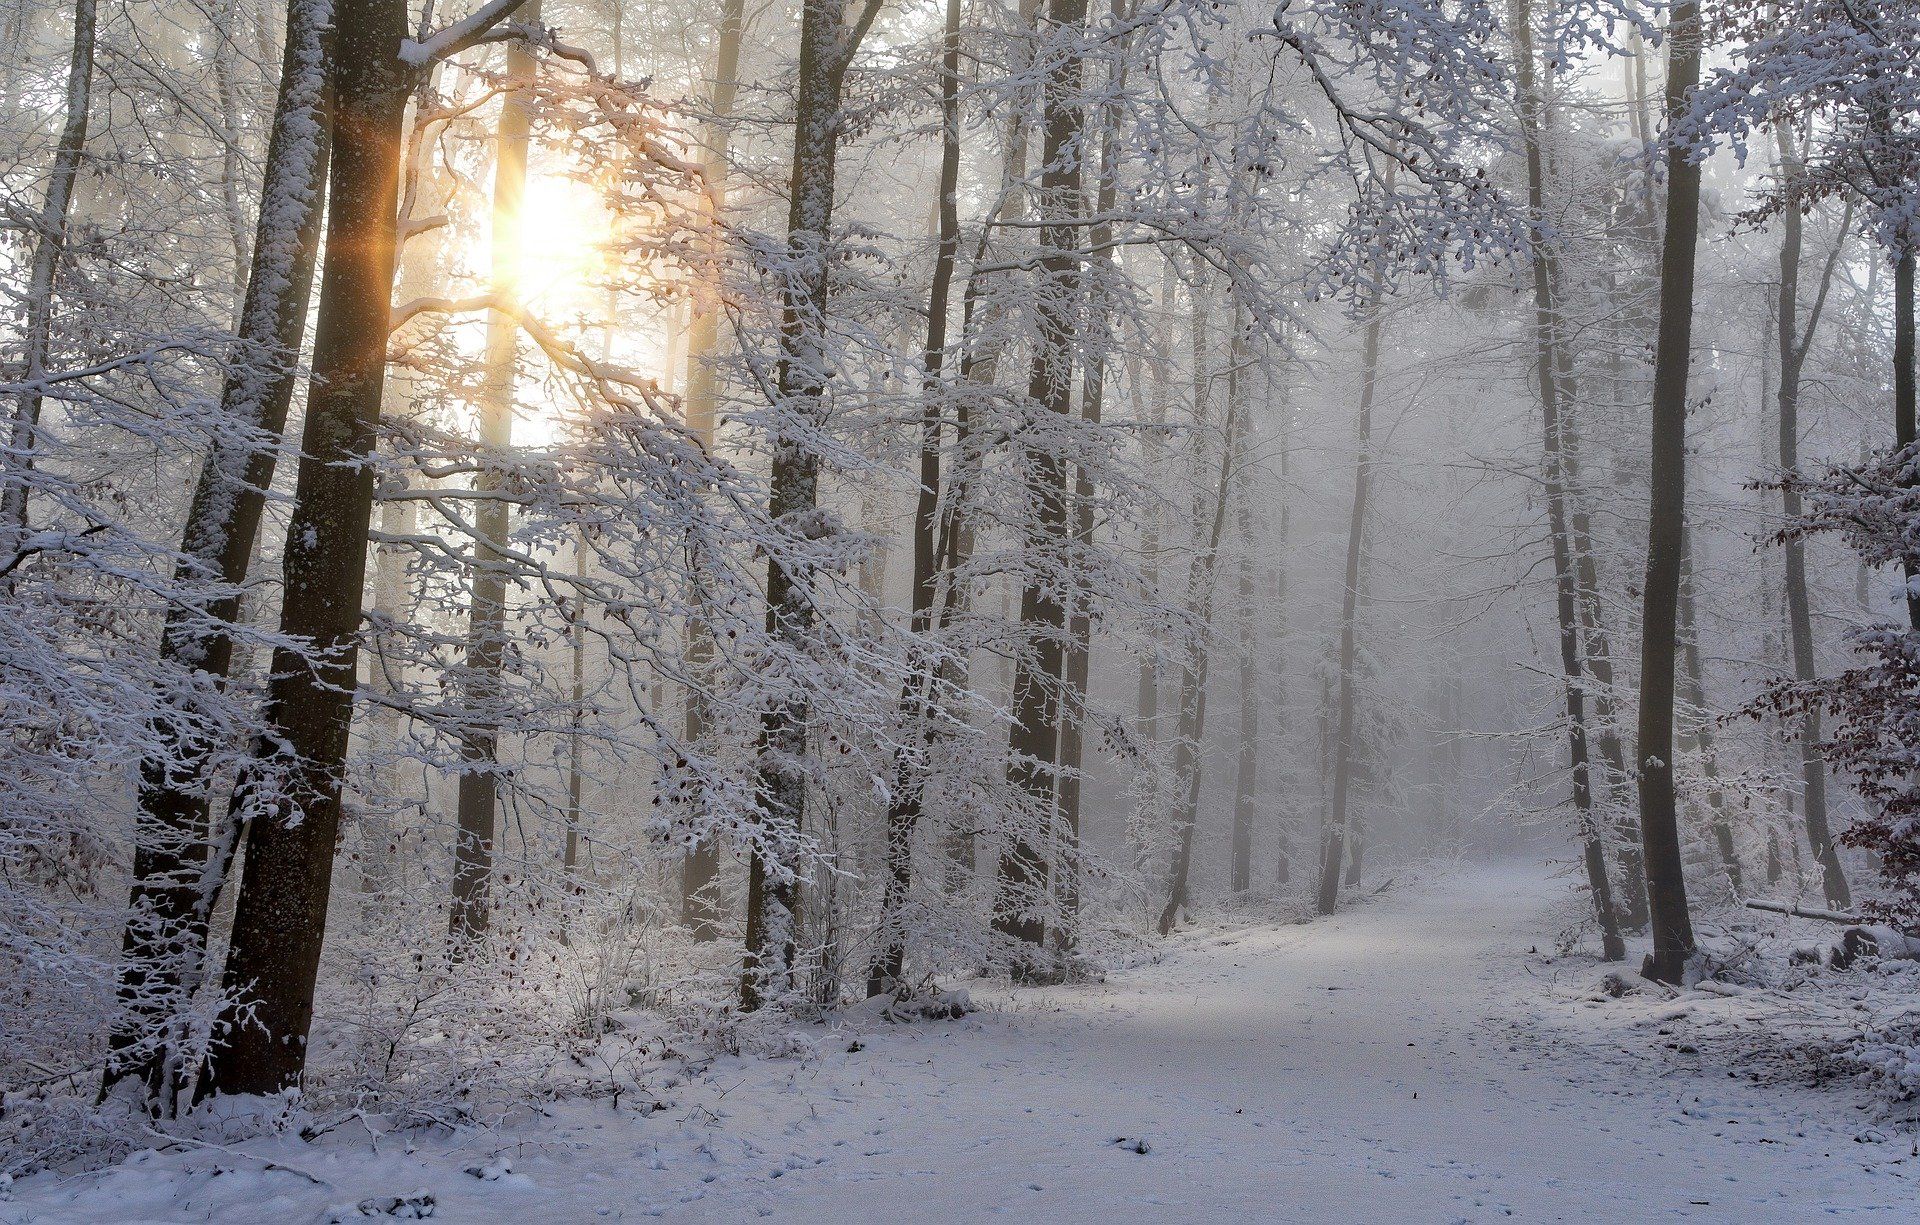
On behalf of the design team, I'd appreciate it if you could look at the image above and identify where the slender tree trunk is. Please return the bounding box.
[212,0,253,314]
[992,0,1087,975]
[1231,491,1256,895]
[102,0,332,1109]
[361,156,450,903]
[1054,0,1127,952]
[1677,529,1742,892]
[1560,407,1648,925]
[1896,248,1918,629]
[1773,131,1851,910]
[563,536,588,876]
[363,495,415,901]
[1271,353,1293,886]
[740,0,876,1010]
[1316,306,1381,917]
[1131,260,1173,874]
[200,0,526,1097]
[1,0,96,553]
[1546,21,1649,927]
[1345,784,1365,888]
[1634,0,1703,984]
[1342,546,1372,893]
[450,0,540,946]
[867,0,963,996]
[1157,394,1243,935]
[1510,0,1624,958]
[678,0,746,939]
[1569,494,1649,927]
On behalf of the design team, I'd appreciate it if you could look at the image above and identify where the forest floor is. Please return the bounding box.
[8,858,1917,1223]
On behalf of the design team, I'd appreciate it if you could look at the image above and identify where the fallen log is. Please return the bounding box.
[1744,900,1920,969]
[1742,898,1862,925]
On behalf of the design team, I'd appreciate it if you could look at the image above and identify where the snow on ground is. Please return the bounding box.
[7,859,1914,1223]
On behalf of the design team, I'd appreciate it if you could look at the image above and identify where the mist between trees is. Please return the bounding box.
[1,0,1917,1171]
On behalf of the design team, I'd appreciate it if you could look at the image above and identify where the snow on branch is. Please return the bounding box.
[399,0,530,68]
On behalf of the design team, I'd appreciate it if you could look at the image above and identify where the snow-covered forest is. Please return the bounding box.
[3,0,1920,1216]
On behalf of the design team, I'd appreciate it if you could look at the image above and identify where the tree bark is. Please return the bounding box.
[991,0,1087,975]
[1510,0,1624,959]
[200,0,526,1097]
[1231,491,1256,895]
[1634,0,1703,984]
[1896,248,1918,629]
[103,0,332,1110]
[0,0,95,553]
[1157,390,1243,935]
[740,0,880,1010]
[1054,0,1128,952]
[680,0,747,939]
[1773,129,1851,910]
[1677,529,1742,893]
[1128,259,1174,878]
[1316,306,1381,917]
[450,0,540,947]
[867,0,963,997]
[1271,351,1293,886]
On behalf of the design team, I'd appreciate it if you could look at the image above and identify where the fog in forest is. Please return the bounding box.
[3,0,1919,1218]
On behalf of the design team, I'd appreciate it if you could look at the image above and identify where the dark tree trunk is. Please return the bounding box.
[1562,426,1648,927]
[1633,0,1703,985]
[1511,0,1624,959]
[103,0,332,1109]
[1773,132,1851,910]
[1157,393,1243,935]
[1054,0,1128,951]
[1897,249,1918,629]
[741,0,877,1010]
[992,0,1087,975]
[867,0,963,997]
[1316,307,1381,917]
[198,0,423,1097]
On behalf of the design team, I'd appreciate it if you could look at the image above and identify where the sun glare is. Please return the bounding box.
[501,173,610,311]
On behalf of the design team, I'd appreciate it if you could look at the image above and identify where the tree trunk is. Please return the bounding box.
[564,535,588,876]
[102,0,332,1110]
[680,0,747,939]
[1271,353,1293,887]
[450,0,540,947]
[0,0,95,554]
[740,0,877,1010]
[1130,259,1174,877]
[1633,0,1703,984]
[1054,0,1127,952]
[867,0,963,997]
[1773,129,1851,910]
[1157,392,1243,935]
[1316,306,1381,917]
[1677,529,1742,893]
[1560,407,1647,925]
[1231,491,1256,895]
[1896,248,1917,629]
[991,0,1087,975]
[1510,0,1624,959]
[199,0,524,1098]
[360,147,452,903]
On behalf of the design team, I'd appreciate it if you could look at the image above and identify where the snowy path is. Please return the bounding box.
[12,859,1913,1222]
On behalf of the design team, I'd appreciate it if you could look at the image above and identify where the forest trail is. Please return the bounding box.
[13,859,1910,1223]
